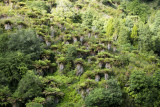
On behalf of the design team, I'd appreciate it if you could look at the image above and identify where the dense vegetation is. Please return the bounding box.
[0,0,160,107]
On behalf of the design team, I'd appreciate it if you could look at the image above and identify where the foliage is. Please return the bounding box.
[126,70,160,106]
[26,102,43,107]
[85,78,122,107]
[0,52,30,87]
[14,70,43,100]
[8,29,42,60]
[0,0,160,106]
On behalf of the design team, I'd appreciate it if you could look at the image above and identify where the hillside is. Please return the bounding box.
[0,0,160,107]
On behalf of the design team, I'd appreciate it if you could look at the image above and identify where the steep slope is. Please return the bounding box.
[0,0,160,107]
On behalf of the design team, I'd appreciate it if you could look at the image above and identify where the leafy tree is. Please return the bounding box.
[85,78,122,107]
[152,11,160,34]
[138,22,152,51]
[130,24,138,45]
[118,24,130,45]
[82,9,98,29]
[105,18,114,37]
[0,52,30,88]
[65,45,77,61]
[126,70,159,106]
[126,0,150,22]
[14,70,43,100]
[8,29,42,60]
[0,86,11,106]
[0,33,8,53]
[26,102,43,107]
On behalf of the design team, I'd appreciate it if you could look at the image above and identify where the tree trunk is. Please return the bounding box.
[5,24,11,30]
[81,90,85,99]
[65,41,69,44]
[104,73,109,80]
[50,26,54,38]
[88,58,91,63]
[12,102,19,107]
[95,34,98,38]
[76,64,83,76]
[86,88,90,94]
[46,95,52,102]
[99,62,103,68]
[46,41,51,46]
[107,43,111,50]
[37,35,44,42]
[73,37,77,43]
[80,36,84,44]
[95,74,100,82]
[50,67,54,74]
[37,69,44,76]
[59,63,64,72]
[105,62,111,69]
[113,46,116,52]
[88,33,91,38]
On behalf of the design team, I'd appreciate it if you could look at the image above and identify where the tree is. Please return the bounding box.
[0,33,8,53]
[130,24,138,45]
[126,0,150,22]
[105,18,114,37]
[85,78,122,107]
[8,29,42,60]
[118,24,130,45]
[0,52,31,88]
[14,70,43,100]
[138,22,152,51]
[126,70,157,106]
[26,102,43,107]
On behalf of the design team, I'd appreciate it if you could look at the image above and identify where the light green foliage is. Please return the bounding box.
[130,24,138,45]
[0,0,160,106]
[118,24,130,44]
[26,0,49,13]
[26,102,43,107]
[33,97,45,104]
[105,18,114,37]
[138,22,152,51]
[152,11,160,34]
